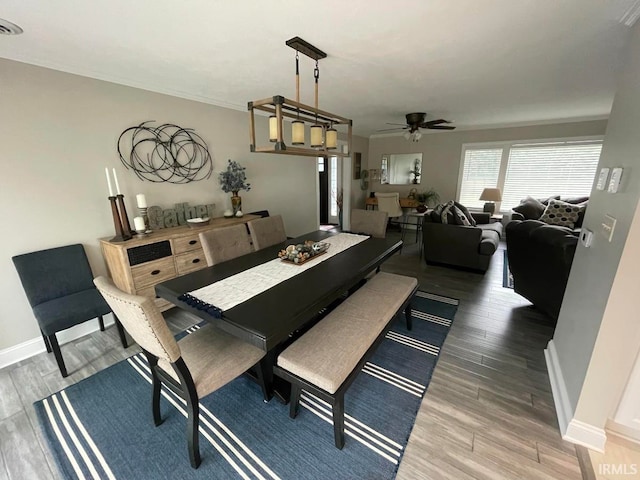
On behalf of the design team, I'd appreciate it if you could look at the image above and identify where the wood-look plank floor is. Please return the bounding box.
[0,234,583,479]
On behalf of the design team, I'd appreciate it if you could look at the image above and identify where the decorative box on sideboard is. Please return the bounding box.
[100,215,259,311]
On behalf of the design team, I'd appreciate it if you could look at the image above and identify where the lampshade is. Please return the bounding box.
[326,127,337,149]
[310,124,323,148]
[268,116,278,142]
[479,188,502,202]
[291,120,305,145]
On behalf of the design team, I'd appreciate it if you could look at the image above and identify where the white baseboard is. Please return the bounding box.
[545,339,573,433]
[606,420,640,445]
[0,315,115,370]
[545,339,607,452]
[565,420,607,452]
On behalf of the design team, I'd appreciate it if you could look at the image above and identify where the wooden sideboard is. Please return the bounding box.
[100,215,259,311]
[365,197,420,209]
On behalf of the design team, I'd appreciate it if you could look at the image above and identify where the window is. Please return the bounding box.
[458,139,602,211]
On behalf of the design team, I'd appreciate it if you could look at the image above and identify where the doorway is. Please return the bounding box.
[318,155,341,229]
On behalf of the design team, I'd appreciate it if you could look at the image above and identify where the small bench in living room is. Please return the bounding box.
[273,272,418,449]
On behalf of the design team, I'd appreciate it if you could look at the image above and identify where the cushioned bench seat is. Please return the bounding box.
[275,272,418,448]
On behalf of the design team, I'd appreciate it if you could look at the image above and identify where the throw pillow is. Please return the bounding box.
[539,199,583,228]
[452,205,471,226]
[431,203,445,223]
[454,201,477,226]
[440,200,456,224]
[513,196,546,220]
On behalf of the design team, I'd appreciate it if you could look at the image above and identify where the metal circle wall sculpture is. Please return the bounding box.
[117,121,213,183]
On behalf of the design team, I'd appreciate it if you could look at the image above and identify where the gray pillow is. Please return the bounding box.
[513,196,546,220]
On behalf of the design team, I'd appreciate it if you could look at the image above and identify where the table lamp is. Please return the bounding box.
[479,188,502,214]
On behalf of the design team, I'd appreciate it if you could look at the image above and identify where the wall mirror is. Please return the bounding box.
[381,153,422,185]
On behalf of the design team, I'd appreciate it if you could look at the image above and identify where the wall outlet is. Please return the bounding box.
[580,228,594,247]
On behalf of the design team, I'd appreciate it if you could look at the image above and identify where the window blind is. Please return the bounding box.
[458,148,502,208]
[501,142,601,209]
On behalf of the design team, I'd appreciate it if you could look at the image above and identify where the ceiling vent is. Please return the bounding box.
[0,18,23,35]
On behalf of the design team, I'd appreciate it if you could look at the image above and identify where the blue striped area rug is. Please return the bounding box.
[34,290,458,480]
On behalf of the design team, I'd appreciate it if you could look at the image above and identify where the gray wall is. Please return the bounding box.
[367,121,607,204]
[0,58,345,351]
[553,22,640,426]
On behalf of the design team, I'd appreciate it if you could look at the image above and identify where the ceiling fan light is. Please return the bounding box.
[269,115,278,142]
[310,124,323,148]
[326,127,337,149]
[291,120,305,145]
[413,131,423,142]
[403,131,411,140]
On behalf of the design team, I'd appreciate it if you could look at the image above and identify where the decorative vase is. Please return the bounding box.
[231,192,242,216]
[338,209,343,229]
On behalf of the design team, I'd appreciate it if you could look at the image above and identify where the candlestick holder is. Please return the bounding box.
[108,196,132,242]
[138,206,149,231]
[116,194,133,238]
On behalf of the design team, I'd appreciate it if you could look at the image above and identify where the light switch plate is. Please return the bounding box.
[596,168,610,191]
[601,214,617,242]
[608,167,624,193]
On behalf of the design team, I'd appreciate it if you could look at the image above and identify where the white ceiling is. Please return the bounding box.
[0,0,636,137]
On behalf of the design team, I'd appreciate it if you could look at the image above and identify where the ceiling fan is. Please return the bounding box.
[378,112,455,141]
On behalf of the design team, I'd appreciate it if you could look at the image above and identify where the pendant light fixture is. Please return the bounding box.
[291,51,305,145]
[309,60,323,148]
[248,37,352,158]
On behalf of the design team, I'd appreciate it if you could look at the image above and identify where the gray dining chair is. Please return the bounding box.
[12,244,128,377]
[199,224,253,266]
[94,276,268,468]
[350,209,388,238]
[248,215,287,250]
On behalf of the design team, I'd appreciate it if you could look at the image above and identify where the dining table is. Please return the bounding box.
[155,229,403,400]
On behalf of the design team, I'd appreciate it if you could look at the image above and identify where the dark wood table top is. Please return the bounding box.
[155,230,402,351]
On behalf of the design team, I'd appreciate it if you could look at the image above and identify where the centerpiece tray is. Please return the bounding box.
[278,241,330,265]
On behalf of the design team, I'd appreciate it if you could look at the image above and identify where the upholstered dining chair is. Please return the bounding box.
[375,192,406,238]
[248,215,287,250]
[199,224,253,266]
[94,276,268,468]
[350,209,389,238]
[12,244,128,377]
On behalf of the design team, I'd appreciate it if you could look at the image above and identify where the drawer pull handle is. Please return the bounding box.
[192,258,200,264]
[189,240,197,245]
[151,270,161,275]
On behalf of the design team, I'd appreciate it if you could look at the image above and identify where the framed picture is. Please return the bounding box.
[353,152,362,180]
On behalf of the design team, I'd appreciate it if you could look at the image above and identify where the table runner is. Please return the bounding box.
[179,233,369,317]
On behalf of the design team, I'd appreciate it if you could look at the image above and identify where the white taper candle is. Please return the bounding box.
[112,168,121,195]
[105,167,114,196]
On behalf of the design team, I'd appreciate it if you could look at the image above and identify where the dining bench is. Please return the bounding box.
[273,272,418,449]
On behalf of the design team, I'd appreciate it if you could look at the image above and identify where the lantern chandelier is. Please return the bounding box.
[248,37,352,158]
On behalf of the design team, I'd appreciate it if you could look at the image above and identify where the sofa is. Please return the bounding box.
[423,207,503,273]
[506,220,578,319]
[511,195,589,232]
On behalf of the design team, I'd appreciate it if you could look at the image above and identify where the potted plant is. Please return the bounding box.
[219,159,251,216]
[416,189,440,212]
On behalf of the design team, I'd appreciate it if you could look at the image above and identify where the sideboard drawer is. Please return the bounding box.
[173,234,202,254]
[176,249,206,275]
[132,257,176,289]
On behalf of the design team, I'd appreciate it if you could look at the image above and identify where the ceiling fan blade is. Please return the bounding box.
[376,127,408,132]
[385,122,409,126]
[426,125,456,130]
[421,119,450,127]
